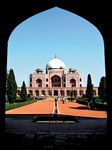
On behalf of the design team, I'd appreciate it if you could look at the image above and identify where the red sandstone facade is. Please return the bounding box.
[17,58,98,97]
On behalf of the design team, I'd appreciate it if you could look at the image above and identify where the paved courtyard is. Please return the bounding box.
[6,97,107,118]
[5,97,107,149]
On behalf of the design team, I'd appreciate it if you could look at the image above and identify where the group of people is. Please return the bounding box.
[55,96,65,104]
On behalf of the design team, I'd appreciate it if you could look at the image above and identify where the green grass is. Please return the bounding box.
[77,97,107,110]
[5,98,37,111]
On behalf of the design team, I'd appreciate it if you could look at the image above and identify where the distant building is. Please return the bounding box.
[17,57,98,97]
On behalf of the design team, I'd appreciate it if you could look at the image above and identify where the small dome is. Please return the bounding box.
[69,68,76,72]
[36,68,43,73]
[46,58,66,70]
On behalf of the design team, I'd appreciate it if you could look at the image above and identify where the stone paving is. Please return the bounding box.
[6,97,107,118]
[5,97,107,150]
[6,98,55,115]
[6,117,106,134]
[58,100,107,118]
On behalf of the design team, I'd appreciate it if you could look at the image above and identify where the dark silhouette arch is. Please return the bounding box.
[1,0,112,138]
[51,75,61,87]
[41,90,45,96]
[29,90,33,96]
[36,79,42,87]
[54,90,58,96]
[35,90,39,96]
[70,79,76,87]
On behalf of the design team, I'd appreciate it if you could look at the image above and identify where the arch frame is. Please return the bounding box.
[1,0,112,136]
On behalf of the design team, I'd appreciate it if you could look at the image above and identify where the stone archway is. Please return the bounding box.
[54,90,58,96]
[51,75,61,87]
[1,0,112,135]
[79,90,83,96]
[60,90,65,97]
[35,90,39,96]
[36,79,42,87]
[70,79,76,87]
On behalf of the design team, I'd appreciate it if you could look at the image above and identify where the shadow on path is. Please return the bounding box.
[69,106,88,110]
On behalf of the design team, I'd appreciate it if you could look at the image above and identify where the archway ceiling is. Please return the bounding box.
[0,0,111,40]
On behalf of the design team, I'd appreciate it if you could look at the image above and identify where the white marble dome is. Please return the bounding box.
[46,58,66,69]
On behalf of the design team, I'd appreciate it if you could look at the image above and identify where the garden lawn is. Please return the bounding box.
[5,99,37,111]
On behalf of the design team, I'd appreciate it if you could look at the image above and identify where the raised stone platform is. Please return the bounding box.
[5,115,107,150]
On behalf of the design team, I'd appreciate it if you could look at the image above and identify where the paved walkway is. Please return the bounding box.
[58,101,107,118]
[6,97,107,119]
[6,98,55,115]
[5,97,107,149]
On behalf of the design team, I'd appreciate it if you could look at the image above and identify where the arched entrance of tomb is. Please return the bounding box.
[70,79,76,87]
[74,90,77,97]
[41,90,45,96]
[35,90,39,96]
[54,90,58,96]
[1,0,112,135]
[36,79,42,87]
[51,75,61,87]
[29,90,33,97]
[60,90,65,97]
[66,90,71,96]
[48,90,52,96]
[79,90,83,96]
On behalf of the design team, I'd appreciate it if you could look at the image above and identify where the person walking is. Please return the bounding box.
[55,97,57,107]
[62,97,64,104]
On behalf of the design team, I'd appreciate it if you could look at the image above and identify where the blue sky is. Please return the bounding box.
[7,7,105,87]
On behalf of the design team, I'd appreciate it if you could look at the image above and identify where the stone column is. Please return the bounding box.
[104,33,112,136]
[0,39,7,132]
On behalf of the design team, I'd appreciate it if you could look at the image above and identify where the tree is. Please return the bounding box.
[70,89,77,101]
[98,76,106,103]
[86,74,93,102]
[70,89,74,99]
[20,81,27,101]
[7,69,17,104]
